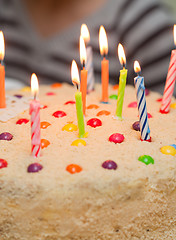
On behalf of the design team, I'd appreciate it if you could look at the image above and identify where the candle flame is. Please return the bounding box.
[174,25,176,46]
[99,25,108,56]
[118,43,126,66]
[81,24,90,44]
[134,61,141,74]
[31,73,39,97]
[0,31,5,61]
[71,60,80,86]
[80,36,87,66]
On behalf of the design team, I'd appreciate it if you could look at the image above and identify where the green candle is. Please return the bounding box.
[116,43,128,119]
[75,91,85,138]
[116,68,128,119]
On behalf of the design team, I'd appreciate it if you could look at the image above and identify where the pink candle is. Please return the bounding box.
[160,25,176,114]
[29,73,41,157]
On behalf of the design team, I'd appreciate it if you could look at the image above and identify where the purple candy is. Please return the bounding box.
[0,132,13,141]
[27,163,43,173]
[102,160,118,170]
[14,94,23,99]
[145,88,150,96]
[132,121,140,131]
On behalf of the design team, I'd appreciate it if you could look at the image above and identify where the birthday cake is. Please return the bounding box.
[0,83,176,240]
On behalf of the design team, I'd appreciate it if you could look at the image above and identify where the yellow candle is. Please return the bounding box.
[116,44,127,119]
[0,31,6,108]
[99,25,109,103]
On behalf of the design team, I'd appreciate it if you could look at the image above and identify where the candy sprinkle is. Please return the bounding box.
[109,94,118,100]
[51,83,62,88]
[66,164,82,174]
[0,132,13,141]
[138,155,154,165]
[52,111,67,118]
[71,139,86,146]
[0,159,8,169]
[160,146,176,156]
[87,104,99,109]
[16,118,29,125]
[109,133,124,144]
[97,110,110,116]
[171,103,176,109]
[64,100,76,105]
[102,160,117,170]
[128,101,137,108]
[41,139,50,149]
[40,121,51,129]
[27,163,43,173]
[132,121,140,131]
[62,123,78,132]
[87,118,102,128]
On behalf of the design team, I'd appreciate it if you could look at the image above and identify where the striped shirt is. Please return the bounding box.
[0,0,175,94]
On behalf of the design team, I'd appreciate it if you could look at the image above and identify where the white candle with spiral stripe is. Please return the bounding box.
[29,73,41,157]
[81,24,95,93]
[134,61,151,141]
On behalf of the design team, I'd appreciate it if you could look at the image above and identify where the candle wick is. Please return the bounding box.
[76,84,79,91]
[34,92,37,100]
[82,60,86,69]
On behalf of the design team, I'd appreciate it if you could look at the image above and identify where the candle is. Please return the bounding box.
[160,25,176,114]
[71,60,86,138]
[99,25,109,103]
[29,73,41,157]
[0,31,6,108]
[80,36,88,115]
[81,24,95,93]
[134,61,151,141]
[116,44,127,119]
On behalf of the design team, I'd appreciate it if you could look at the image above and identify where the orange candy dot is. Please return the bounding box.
[41,139,50,149]
[87,104,99,109]
[97,110,110,116]
[51,83,62,88]
[66,164,82,174]
[40,121,51,129]
[113,84,119,90]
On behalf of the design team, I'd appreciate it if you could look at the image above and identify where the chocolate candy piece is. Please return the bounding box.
[27,163,43,173]
[0,132,13,141]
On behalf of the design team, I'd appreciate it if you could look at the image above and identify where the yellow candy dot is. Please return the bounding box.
[71,139,86,146]
[62,123,78,132]
[160,146,176,156]
[21,86,31,92]
[171,102,176,109]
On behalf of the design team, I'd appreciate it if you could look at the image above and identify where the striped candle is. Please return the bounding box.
[29,74,41,157]
[134,61,151,141]
[160,50,176,113]
[81,24,95,93]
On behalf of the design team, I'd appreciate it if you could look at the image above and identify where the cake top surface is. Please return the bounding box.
[0,83,176,197]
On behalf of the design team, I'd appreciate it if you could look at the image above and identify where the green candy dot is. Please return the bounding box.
[109,94,118,100]
[138,155,154,165]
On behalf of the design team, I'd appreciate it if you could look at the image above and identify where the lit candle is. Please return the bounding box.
[29,73,41,157]
[71,60,86,138]
[80,36,88,115]
[0,31,6,108]
[160,25,176,114]
[99,25,109,103]
[81,24,95,93]
[134,61,151,142]
[116,43,127,119]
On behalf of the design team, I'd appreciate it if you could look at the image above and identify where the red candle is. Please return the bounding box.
[160,25,176,114]
[29,73,41,158]
[80,36,88,115]
[0,31,6,108]
[99,26,109,103]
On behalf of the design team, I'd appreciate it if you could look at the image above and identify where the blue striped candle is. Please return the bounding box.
[134,61,151,141]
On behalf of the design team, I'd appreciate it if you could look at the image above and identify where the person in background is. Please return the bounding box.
[0,0,175,94]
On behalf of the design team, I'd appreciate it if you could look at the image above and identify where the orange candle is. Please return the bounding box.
[80,36,88,115]
[99,26,109,103]
[0,31,5,108]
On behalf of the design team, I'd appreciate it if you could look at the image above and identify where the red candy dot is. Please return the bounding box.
[41,139,50,149]
[97,110,110,116]
[128,101,137,108]
[87,104,99,109]
[52,111,67,118]
[0,159,8,169]
[40,105,48,109]
[66,164,82,174]
[109,133,124,144]
[147,113,152,118]
[64,100,76,105]
[16,118,29,125]
[156,98,162,102]
[46,92,55,96]
[87,118,102,128]
[41,121,51,129]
